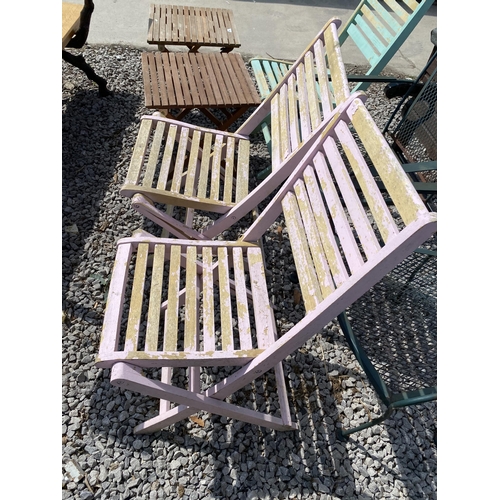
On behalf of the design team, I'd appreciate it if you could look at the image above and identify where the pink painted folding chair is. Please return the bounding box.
[120,17,353,240]
[96,94,437,437]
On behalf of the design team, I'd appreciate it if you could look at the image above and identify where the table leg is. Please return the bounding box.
[62,50,112,97]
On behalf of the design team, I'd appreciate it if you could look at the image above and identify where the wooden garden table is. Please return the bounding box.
[141,51,261,131]
[62,2,83,48]
[147,4,241,52]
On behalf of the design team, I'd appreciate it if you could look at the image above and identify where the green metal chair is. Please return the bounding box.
[250,0,435,164]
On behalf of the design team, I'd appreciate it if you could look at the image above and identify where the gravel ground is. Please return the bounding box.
[62,44,437,500]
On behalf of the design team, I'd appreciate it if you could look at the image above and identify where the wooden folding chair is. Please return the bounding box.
[96,96,437,437]
[121,17,352,239]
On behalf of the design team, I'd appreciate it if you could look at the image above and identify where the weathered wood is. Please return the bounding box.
[147,4,241,52]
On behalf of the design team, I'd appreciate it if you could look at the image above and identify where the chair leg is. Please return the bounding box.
[111,362,298,433]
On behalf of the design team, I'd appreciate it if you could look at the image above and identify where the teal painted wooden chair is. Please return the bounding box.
[250,0,435,165]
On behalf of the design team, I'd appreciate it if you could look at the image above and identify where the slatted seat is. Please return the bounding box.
[126,18,353,239]
[97,96,437,437]
[147,4,241,53]
[141,51,261,131]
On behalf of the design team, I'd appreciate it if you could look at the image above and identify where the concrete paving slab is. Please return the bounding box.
[66,0,437,77]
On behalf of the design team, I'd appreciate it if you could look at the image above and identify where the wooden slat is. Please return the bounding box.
[304,163,350,286]
[145,244,165,351]
[125,243,149,350]
[164,245,181,351]
[235,139,250,202]
[197,132,213,199]
[247,247,274,348]
[141,53,154,108]
[165,4,173,43]
[184,246,199,352]
[160,52,176,107]
[360,4,393,44]
[282,192,322,312]
[296,62,311,142]
[142,121,165,188]
[171,126,190,193]
[168,52,185,107]
[385,0,410,22]
[232,248,252,350]
[367,0,401,33]
[293,177,336,298]
[313,40,333,116]
[158,4,166,43]
[355,16,387,56]
[313,150,364,274]
[198,54,218,105]
[202,247,216,351]
[154,52,169,107]
[323,136,381,259]
[204,54,224,106]
[209,134,224,200]
[126,119,153,184]
[323,23,350,104]
[304,52,321,130]
[223,137,236,203]
[189,52,208,105]
[217,247,234,351]
[279,85,290,161]
[287,73,300,151]
[184,130,202,197]
[227,8,241,45]
[181,53,200,106]
[335,120,399,243]
[271,95,281,167]
[156,123,178,190]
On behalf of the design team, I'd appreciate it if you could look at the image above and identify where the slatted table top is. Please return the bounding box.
[62,2,82,48]
[147,4,241,51]
[142,51,260,109]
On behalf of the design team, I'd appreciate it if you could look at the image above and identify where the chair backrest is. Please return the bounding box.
[242,95,437,317]
[250,0,434,99]
[340,0,434,92]
[237,17,351,168]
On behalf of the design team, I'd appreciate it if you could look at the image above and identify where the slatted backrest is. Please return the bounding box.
[340,0,434,91]
[242,96,437,314]
[97,239,278,369]
[237,18,350,168]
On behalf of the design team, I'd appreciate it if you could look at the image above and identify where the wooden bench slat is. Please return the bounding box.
[304,162,350,286]
[184,246,199,351]
[304,52,321,131]
[145,244,166,351]
[217,247,234,351]
[164,245,181,350]
[278,86,290,162]
[323,23,350,105]
[210,134,224,200]
[324,136,381,259]
[232,248,252,350]
[126,119,153,185]
[367,0,401,33]
[281,192,322,311]
[312,150,365,274]
[156,123,177,190]
[125,243,149,350]
[271,96,281,167]
[313,40,333,116]
[235,139,250,203]
[171,127,190,193]
[360,4,394,44]
[188,52,208,106]
[223,136,236,203]
[354,16,387,58]
[293,177,336,298]
[184,130,202,197]
[287,74,301,151]
[247,247,275,348]
[335,120,399,243]
[143,120,165,188]
[202,247,216,351]
[296,62,312,143]
[385,0,410,23]
[196,132,213,199]
[181,53,201,106]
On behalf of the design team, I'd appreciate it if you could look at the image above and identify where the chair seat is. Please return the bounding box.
[121,115,250,219]
[97,237,276,369]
